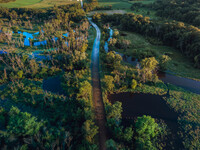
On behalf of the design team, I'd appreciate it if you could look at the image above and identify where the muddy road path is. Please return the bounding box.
[89,18,107,150]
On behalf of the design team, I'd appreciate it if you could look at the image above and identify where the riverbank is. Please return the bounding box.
[98,23,200,149]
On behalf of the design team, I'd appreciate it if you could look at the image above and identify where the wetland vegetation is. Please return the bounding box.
[0,0,199,149]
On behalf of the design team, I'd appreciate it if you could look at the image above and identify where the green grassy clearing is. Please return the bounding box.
[127,7,157,19]
[0,0,41,8]
[128,0,155,4]
[97,0,157,19]
[115,31,200,80]
[0,0,78,8]
[98,0,132,10]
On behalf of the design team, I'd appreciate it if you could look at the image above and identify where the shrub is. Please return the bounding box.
[102,75,115,92]
[7,107,43,136]
[131,79,137,89]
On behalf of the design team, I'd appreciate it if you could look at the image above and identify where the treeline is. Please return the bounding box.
[0,0,15,3]
[153,0,200,27]
[92,13,200,68]
[0,3,85,23]
[95,5,112,10]
[83,0,98,12]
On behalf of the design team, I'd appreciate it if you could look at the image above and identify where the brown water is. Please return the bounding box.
[109,92,184,149]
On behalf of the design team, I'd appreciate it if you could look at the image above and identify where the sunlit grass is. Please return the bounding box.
[0,0,41,8]
[0,0,78,8]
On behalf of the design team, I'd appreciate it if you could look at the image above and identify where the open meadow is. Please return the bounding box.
[0,0,78,8]
[95,0,157,19]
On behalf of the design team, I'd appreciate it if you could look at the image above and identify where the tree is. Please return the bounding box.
[139,57,159,83]
[11,26,19,33]
[135,115,160,150]
[77,81,92,104]
[7,107,43,136]
[109,38,117,47]
[82,120,99,143]
[105,51,122,70]
[131,79,137,89]
[116,39,131,52]
[113,29,119,37]
[158,55,171,71]
[106,139,118,150]
[141,57,158,70]
[17,70,23,79]
[123,127,134,142]
[102,75,115,92]
[194,54,200,68]
[106,101,122,121]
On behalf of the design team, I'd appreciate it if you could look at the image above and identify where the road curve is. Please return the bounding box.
[89,18,107,150]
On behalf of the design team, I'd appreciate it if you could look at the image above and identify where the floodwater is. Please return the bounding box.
[0,30,68,60]
[42,76,66,96]
[158,72,200,94]
[104,28,200,94]
[109,92,184,149]
[104,27,113,53]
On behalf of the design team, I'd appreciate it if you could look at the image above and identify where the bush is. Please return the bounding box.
[7,107,43,136]
[135,115,160,150]
[11,26,19,33]
[131,79,137,89]
[102,75,115,92]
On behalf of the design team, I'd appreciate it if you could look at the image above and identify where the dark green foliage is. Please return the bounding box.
[104,51,122,71]
[93,13,200,68]
[167,89,200,149]
[83,0,98,12]
[105,101,134,148]
[82,120,99,143]
[7,107,43,136]
[96,5,112,10]
[11,26,19,33]
[0,2,99,148]
[135,115,160,150]
[154,0,200,27]
[102,75,115,92]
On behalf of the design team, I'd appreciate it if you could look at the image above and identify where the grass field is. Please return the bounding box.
[115,31,200,80]
[98,0,132,9]
[96,0,157,19]
[129,0,155,4]
[0,0,78,8]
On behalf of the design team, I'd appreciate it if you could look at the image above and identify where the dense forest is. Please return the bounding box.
[153,0,200,27]
[0,2,101,149]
